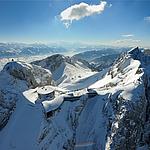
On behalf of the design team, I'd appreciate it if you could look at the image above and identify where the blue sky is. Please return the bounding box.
[0,0,150,47]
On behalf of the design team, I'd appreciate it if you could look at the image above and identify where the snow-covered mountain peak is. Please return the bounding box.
[32,54,70,72]
[101,47,143,82]
[32,54,90,71]
[32,54,95,86]
[1,61,53,89]
[4,61,33,71]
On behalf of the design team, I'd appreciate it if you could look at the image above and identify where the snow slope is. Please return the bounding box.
[62,68,108,90]
[32,54,96,86]
[0,96,44,150]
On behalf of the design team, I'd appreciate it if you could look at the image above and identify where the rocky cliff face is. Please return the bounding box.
[0,90,17,130]
[104,47,150,150]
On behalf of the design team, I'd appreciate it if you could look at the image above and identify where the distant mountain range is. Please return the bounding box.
[0,42,133,58]
[72,49,127,71]
[0,43,67,57]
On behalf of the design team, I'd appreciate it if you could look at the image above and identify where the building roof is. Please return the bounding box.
[37,87,54,95]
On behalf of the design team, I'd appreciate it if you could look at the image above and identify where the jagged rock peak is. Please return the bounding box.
[128,47,143,59]
[43,54,71,63]
[128,47,140,54]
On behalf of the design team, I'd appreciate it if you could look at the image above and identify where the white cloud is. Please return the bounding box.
[144,16,150,22]
[114,39,141,44]
[121,34,134,37]
[59,1,107,28]
[112,39,141,47]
